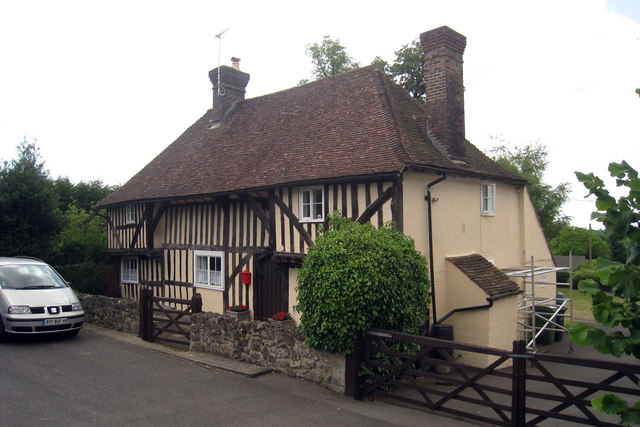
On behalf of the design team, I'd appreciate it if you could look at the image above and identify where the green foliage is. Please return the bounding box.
[387,40,426,104]
[56,261,107,295]
[54,177,118,212]
[0,138,64,258]
[295,213,430,354]
[550,226,612,259]
[571,260,601,289]
[569,161,640,424]
[490,141,570,240]
[1,139,116,295]
[51,204,108,265]
[304,36,360,81]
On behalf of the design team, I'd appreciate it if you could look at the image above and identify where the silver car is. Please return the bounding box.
[0,257,85,341]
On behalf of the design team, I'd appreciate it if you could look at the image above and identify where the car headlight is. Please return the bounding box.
[8,305,32,314]
[71,302,83,311]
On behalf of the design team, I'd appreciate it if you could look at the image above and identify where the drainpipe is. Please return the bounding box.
[435,290,522,325]
[426,173,447,327]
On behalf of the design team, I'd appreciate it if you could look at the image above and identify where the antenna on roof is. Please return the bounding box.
[215,27,230,96]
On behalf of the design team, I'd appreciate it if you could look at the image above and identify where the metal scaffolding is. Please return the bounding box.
[506,255,574,352]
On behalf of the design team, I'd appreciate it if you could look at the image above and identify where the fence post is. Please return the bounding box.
[345,334,364,399]
[511,339,526,427]
[192,293,203,314]
[139,287,149,341]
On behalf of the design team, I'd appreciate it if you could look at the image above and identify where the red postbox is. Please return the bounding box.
[240,268,252,285]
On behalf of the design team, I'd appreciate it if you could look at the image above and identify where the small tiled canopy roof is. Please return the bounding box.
[447,254,521,300]
[97,66,525,208]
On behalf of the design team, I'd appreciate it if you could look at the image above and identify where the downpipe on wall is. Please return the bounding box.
[425,173,447,331]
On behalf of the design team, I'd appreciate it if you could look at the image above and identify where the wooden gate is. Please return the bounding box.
[253,255,289,320]
[346,329,640,426]
[139,287,202,348]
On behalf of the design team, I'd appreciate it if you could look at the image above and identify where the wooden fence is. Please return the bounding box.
[346,329,640,426]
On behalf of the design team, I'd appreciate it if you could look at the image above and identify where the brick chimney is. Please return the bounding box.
[208,58,250,123]
[420,26,466,161]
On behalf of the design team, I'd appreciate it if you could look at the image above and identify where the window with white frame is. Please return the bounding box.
[121,257,138,283]
[299,187,324,222]
[194,250,225,291]
[481,182,496,216]
[125,204,136,224]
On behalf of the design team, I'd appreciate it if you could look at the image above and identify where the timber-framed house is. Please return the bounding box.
[97,27,554,352]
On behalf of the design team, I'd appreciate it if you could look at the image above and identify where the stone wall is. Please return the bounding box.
[191,312,345,392]
[78,294,345,392]
[78,293,139,334]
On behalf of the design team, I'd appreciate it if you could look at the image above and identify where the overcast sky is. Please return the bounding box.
[1,0,638,229]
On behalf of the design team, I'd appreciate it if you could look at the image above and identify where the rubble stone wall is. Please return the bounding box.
[78,294,345,392]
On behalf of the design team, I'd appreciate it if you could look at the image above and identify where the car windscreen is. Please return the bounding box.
[0,264,68,290]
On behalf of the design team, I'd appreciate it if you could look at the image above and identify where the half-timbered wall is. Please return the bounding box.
[107,178,400,313]
[106,203,147,251]
[273,181,395,254]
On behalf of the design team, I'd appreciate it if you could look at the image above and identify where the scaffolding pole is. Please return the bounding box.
[508,255,574,353]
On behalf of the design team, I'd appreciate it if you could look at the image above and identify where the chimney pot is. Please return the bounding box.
[231,57,241,70]
[420,26,467,161]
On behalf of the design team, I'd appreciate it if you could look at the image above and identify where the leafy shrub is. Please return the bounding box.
[55,261,107,295]
[572,260,602,290]
[295,213,430,354]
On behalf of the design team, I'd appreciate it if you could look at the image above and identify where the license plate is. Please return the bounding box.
[43,318,66,325]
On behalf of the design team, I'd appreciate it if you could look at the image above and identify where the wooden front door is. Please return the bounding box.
[253,255,289,320]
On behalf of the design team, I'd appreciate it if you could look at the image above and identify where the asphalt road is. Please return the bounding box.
[0,329,473,427]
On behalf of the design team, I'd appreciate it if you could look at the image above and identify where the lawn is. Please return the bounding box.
[570,289,594,322]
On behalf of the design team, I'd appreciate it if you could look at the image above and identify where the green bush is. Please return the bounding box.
[295,213,430,354]
[572,260,601,289]
[55,261,107,295]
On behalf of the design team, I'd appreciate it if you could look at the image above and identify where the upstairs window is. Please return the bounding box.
[300,187,324,222]
[194,250,224,291]
[125,204,136,224]
[121,257,138,283]
[481,182,496,216]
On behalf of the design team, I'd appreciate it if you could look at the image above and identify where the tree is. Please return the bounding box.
[490,141,570,240]
[54,177,117,212]
[549,226,612,259]
[569,161,640,425]
[301,36,360,83]
[0,139,64,258]
[387,40,426,104]
[295,213,430,354]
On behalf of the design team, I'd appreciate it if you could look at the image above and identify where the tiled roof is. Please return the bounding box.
[97,66,525,208]
[447,254,521,299]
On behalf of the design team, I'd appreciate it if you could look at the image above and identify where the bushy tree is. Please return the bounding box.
[387,40,426,104]
[569,161,640,425]
[549,226,612,259]
[0,139,64,258]
[295,213,430,354]
[302,36,360,83]
[490,141,570,240]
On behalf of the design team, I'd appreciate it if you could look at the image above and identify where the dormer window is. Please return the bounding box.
[299,187,324,222]
[481,182,496,216]
[125,204,136,224]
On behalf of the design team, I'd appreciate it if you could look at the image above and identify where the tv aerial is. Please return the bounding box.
[215,28,230,96]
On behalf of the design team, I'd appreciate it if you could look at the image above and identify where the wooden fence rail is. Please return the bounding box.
[346,329,640,426]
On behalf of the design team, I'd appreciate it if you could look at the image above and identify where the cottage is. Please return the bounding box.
[96,26,554,354]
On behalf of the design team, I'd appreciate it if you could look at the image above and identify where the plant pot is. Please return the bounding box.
[225,310,251,321]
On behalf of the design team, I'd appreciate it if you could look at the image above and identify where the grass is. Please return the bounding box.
[570,290,595,322]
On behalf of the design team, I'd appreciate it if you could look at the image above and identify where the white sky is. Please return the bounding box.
[1,0,638,229]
